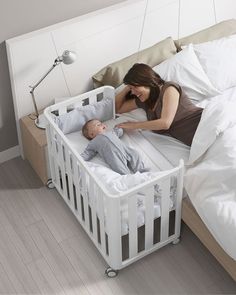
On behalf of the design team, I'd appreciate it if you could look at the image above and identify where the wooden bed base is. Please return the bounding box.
[182,198,236,281]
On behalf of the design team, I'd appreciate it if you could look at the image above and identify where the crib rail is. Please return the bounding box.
[46,85,115,116]
[44,86,184,271]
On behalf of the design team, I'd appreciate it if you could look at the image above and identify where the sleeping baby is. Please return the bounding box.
[80,119,149,175]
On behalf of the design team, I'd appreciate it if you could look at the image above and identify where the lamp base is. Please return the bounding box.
[35,113,48,129]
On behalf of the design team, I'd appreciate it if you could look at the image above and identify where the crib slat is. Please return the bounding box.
[72,100,83,108]
[97,188,106,254]
[160,178,170,242]
[89,94,97,104]
[145,187,154,250]
[128,194,138,258]
[65,148,75,209]
[58,105,67,115]
[106,196,122,269]
[79,169,89,227]
[45,126,56,183]
[51,134,61,190]
[73,158,82,217]
[175,167,184,237]
[57,142,68,200]
[89,181,98,242]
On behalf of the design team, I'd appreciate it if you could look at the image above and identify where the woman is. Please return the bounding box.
[115,63,203,146]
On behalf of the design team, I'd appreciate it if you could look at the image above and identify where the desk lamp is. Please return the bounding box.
[29,50,76,129]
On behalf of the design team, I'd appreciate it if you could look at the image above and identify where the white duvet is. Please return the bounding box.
[185,98,236,260]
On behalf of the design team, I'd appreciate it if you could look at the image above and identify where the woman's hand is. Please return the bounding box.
[116,121,140,130]
[116,117,173,131]
[115,85,137,114]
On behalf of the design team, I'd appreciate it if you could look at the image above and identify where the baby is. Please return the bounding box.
[80,119,148,175]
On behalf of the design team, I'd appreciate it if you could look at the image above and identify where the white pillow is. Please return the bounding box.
[153,45,220,101]
[188,101,236,164]
[192,34,236,92]
[56,98,114,134]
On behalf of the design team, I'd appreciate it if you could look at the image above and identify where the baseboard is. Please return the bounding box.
[0,145,20,164]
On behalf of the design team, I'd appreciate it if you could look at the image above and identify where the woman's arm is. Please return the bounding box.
[117,86,180,130]
[115,85,137,114]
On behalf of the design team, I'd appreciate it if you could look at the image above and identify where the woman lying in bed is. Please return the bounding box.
[115,63,203,146]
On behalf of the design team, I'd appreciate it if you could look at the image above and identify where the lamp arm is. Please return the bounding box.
[29,58,61,117]
[30,59,61,91]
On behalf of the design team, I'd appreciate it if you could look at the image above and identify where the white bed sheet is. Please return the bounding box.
[66,116,178,235]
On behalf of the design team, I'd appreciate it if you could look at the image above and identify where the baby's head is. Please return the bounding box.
[82,119,107,140]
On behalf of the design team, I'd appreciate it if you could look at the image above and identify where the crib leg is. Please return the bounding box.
[105,267,118,278]
[172,237,181,245]
[46,179,55,189]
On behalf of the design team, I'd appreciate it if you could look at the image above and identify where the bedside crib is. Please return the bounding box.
[44,86,184,277]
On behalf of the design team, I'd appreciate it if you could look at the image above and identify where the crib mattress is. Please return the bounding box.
[66,116,179,235]
[118,109,190,167]
[140,131,190,167]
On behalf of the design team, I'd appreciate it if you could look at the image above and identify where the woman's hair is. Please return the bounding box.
[123,63,165,109]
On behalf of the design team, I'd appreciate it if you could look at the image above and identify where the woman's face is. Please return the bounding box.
[128,85,150,102]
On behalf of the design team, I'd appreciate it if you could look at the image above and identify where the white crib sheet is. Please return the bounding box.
[66,116,178,235]
[117,109,190,167]
[66,116,173,171]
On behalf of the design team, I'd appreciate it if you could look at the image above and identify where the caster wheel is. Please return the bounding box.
[105,267,118,278]
[172,238,180,245]
[46,179,55,189]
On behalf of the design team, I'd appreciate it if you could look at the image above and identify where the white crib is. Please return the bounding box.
[44,86,184,277]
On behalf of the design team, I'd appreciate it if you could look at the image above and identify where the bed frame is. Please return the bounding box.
[182,198,236,281]
[6,0,236,281]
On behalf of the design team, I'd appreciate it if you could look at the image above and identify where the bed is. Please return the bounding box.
[5,0,236,281]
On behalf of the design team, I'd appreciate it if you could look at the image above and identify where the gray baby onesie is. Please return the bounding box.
[81,127,147,175]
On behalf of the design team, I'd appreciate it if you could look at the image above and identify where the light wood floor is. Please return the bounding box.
[0,157,235,295]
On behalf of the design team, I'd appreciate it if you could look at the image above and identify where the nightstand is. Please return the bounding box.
[20,115,51,185]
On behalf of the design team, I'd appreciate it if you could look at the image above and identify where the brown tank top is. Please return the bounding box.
[135,82,203,146]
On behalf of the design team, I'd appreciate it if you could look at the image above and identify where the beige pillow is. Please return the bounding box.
[92,37,177,88]
[175,19,236,50]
